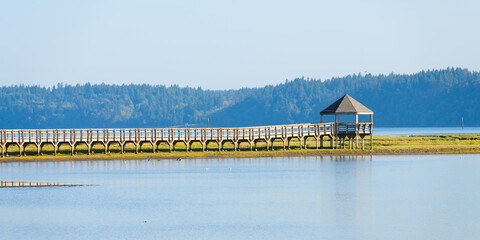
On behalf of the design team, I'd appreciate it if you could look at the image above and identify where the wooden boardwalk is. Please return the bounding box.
[0,181,90,188]
[0,122,372,157]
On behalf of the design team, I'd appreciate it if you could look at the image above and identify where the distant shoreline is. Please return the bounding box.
[1,134,480,162]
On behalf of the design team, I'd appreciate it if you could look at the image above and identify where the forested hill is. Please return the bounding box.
[0,68,479,129]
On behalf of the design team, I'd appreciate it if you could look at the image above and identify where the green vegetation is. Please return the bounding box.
[371,134,480,153]
[0,68,479,128]
[1,134,480,162]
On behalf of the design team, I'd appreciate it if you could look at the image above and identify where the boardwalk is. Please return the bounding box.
[0,181,90,188]
[0,122,372,157]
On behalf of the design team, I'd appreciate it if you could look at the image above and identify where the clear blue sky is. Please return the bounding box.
[1,0,479,90]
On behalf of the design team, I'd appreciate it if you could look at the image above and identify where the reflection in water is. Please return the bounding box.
[329,155,373,238]
[1,155,480,240]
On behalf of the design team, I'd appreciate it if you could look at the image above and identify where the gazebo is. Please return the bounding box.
[320,94,373,149]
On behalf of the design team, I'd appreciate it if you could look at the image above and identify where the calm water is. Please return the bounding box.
[375,127,480,136]
[1,155,480,240]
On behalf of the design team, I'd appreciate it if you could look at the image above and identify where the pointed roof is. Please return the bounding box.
[320,94,373,115]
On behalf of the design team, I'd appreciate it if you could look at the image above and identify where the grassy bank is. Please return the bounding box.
[1,134,480,162]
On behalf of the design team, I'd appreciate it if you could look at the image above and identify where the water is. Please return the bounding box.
[1,155,480,240]
[375,127,480,136]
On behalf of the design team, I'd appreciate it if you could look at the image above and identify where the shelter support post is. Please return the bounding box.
[370,133,373,150]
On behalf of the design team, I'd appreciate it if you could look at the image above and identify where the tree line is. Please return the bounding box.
[0,67,478,129]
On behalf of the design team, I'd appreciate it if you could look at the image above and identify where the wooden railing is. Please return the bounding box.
[0,122,369,144]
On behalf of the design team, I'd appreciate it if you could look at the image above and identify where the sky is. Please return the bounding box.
[0,0,479,90]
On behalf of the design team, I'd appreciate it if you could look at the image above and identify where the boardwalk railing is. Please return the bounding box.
[0,122,372,156]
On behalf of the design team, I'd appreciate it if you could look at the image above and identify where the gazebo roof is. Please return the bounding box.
[320,94,373,115]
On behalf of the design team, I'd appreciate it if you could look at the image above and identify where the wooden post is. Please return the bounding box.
[370,124,373,150]
[335,114,338,149]
[370,133,373,150]
[370,114,374,150]
[355,114,359,149]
